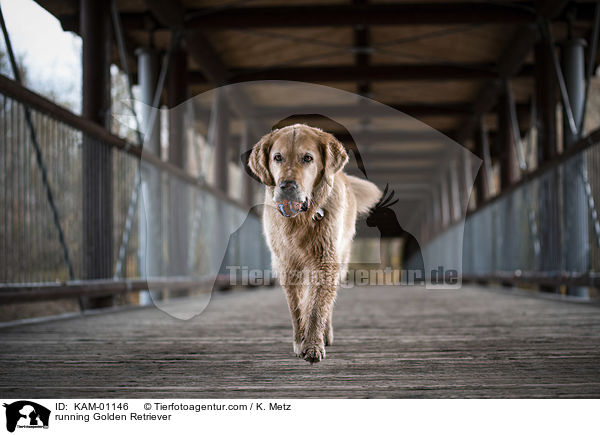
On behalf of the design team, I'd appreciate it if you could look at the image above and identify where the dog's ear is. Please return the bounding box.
[320,131,349,178]
[248,132,275,186]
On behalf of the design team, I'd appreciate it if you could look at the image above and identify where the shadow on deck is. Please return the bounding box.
[1,285,599,398]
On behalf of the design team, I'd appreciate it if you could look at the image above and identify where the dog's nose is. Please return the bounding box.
[279,180,298,191]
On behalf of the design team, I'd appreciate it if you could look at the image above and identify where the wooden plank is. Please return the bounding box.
[1,285,599,398]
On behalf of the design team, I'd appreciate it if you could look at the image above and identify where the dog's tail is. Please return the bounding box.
[347,175,383,217]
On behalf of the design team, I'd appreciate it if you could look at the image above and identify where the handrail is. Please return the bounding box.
[467,127,600,219]
[0,73,254,214]
[461,272,600,287]
[0,277,233,304]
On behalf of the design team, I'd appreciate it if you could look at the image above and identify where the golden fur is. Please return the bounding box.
[248,124,382,363]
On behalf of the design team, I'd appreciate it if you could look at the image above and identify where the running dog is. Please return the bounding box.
[248,124,382,363]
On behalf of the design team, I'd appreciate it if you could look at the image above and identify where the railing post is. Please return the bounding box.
[80,0,114,308]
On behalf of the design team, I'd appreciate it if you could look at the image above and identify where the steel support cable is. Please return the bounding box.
[526,95,541,265]
[0,4,75,281]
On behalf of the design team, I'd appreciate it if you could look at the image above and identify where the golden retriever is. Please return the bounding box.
[248,124,382,363]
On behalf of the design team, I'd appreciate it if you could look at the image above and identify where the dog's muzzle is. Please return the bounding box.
[275,179,308,217]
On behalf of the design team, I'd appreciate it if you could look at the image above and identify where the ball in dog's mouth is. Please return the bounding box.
[276,199,309,217]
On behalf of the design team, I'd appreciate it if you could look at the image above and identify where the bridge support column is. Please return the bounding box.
[535,41,558,163]
[214,90,230,195]
[167,48,188,280]
[535,40,560,293]
[242,122,255,207]
[137,46,162,304]
[80,0,113,308]
[560,38,589,297]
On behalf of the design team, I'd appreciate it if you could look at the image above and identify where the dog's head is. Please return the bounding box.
[248,124,348,217]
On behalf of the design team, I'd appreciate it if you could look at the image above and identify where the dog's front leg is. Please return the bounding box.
[324,310,334,346]
[301,265,339,364]
[282,284,305,356]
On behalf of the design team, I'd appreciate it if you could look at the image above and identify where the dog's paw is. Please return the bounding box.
[301,341,325,364]
[293,340,303,357]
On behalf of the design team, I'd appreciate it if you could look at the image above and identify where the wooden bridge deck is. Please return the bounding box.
[1,285,599,398]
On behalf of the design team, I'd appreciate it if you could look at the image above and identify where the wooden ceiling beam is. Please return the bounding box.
[188,64,534,84]
[241,102,529,119]
[57,4,596,34]
[182,3,536,28]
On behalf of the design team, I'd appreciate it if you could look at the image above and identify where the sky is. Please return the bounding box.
[0,0,82,112]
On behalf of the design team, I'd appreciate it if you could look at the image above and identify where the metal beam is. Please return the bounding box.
[195,102,530,122]
[347,167,443,177]
[189,64,534,84]
[57,4,597,34]
[252,102,476,118]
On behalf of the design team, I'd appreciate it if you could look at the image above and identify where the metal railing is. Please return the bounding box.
[416,129,600,290]
[0,74,270,305]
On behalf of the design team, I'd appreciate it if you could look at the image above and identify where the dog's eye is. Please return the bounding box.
[303,154,313,163]
[273,154,283,162]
